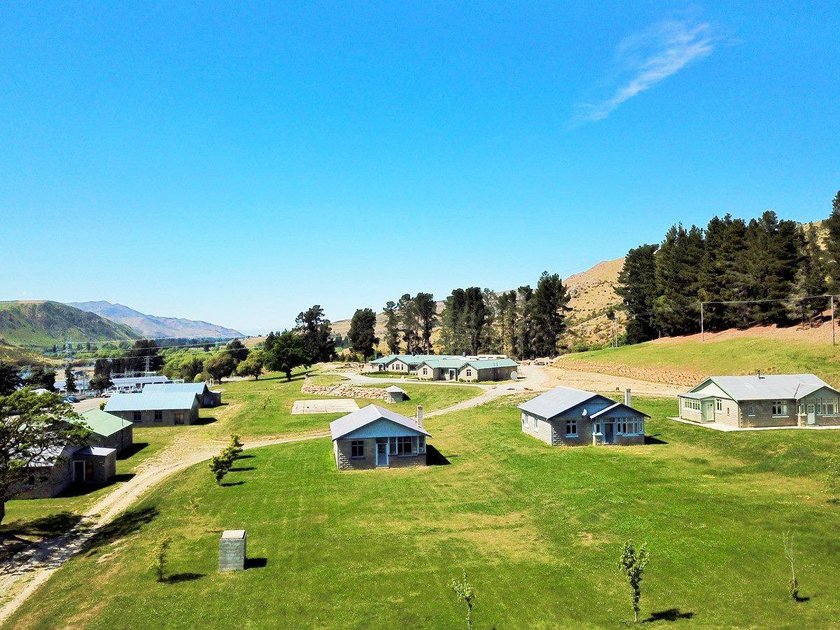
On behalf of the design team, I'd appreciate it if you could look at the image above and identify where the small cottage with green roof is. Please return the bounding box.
[81,408,134,452]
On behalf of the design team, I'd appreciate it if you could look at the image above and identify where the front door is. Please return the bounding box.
[73,460,85,483]
[448,369,456,381]
[604,422,615,445]
[376,441,389,467]
[807,404,816,425]
[701,400,715,422]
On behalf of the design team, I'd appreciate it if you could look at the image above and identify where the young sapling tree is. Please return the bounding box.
[617,540,650,623]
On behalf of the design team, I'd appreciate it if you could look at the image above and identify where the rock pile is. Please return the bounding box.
[301,382,390,401]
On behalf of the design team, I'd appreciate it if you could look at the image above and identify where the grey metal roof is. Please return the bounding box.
[143,382,211,395]
[105,392,198,412]
[330,404,431,440]
[690,374,838,401]
[518,387,601,419]
[111,375,171,387]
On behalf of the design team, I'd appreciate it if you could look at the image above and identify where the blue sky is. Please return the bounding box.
[1,2,838,334]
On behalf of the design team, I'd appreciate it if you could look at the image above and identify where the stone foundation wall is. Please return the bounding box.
[302,382,391,401]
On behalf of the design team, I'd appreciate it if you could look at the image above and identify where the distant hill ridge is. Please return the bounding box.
[0,301,138,347]
[67,301,244,339]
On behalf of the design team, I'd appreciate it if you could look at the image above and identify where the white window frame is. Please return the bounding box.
[771,401,788,417]
[716,399,722,412]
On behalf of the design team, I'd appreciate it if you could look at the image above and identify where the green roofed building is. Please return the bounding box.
[369,353,518,382]
[81,408,134,452]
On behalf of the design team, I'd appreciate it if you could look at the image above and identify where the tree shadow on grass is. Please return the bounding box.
[645,435,668,445]
[221,481,245,487]
[230,466,255,472]
[236,454,255,460]
[426,445,450,466]
[794,594,811,603]
[0,511,84,559]
[83,506,158,556]
[193,416,217,426]
[163,572,205,583]
[245,557,268,569]
[117,442,149,460]
[643,609,695,623]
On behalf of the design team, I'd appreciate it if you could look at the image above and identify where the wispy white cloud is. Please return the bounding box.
[570,19,715,127]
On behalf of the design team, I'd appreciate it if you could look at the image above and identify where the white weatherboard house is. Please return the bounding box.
[519,386,647,446]
[369,354,518,382]
[330,404,430,470]
[679,373,840,428]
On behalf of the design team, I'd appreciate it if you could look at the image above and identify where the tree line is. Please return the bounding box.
[617,191,840,344]
[345,271,572,360]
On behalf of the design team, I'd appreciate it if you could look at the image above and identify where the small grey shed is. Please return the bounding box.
[385,385,409,403]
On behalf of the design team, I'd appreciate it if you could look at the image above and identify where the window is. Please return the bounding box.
[747,405,756,417]
[465,369,473,377]
[418,436,426,453]
[351,440,364,458]
[565,420,577,437]
[684,399,701,411]
[716,399,722,412]
[422,368,428,376]
[771,401,788,416]
[396,436,413,455]
[154,410,163,422]
[817,398,837,415]
[521,412,528,426]
[616,418,644,435]
[133,411,142,423]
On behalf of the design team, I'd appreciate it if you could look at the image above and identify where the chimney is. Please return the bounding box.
[416,405,424,429]
[624,388,632,407]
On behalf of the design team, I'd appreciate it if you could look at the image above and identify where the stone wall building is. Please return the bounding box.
[105,391,200,426]
[330,404,431,470]
[678,374,840,428]
[519,386,647,447]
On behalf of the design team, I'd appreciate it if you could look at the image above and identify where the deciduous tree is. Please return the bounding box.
[617,540,650,623]
[0,389,89,525]
[264,330,310,381]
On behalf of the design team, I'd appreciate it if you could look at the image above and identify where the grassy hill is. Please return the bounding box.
[0,301,138,349]
[558,324,840,387]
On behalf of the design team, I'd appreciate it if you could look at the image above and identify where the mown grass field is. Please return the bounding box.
[569,336,840,385]
[1,374,481,544]
[9,396,840,628]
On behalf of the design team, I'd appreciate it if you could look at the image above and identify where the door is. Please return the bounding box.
[376,441,389,467]
[448,369,456,381]
[604,422,615,445]
[701,400,715,422]
[73,460,85,483]
[807,404,816,425]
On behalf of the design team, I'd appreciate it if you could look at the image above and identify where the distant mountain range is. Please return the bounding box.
[67,301,244,339]
[0,301,138,348]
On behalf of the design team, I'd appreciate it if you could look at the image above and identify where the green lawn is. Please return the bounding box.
[9,397,840,628]
[1,374,482,542]
[567,336,840,385]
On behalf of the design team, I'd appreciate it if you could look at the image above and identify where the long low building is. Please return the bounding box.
[16,443,117,499]
[679,373,840,428]
[105,391,200,426]
[143,381,222,407]
[369,354,518,382]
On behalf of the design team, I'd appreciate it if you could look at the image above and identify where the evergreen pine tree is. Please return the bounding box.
[616,244,658,344]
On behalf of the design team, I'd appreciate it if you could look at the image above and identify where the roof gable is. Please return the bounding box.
[518,387,608,420]
[81,409,132,436]
[692,374,837,401]
[330,404,430,440]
